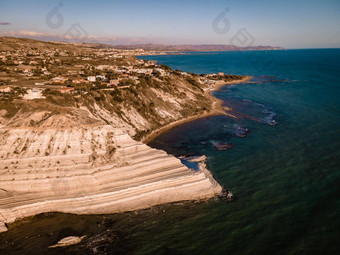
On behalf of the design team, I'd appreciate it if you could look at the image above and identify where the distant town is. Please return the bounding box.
[0,37,233,101]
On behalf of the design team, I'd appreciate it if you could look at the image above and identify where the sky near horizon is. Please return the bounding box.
[0,0,339,48]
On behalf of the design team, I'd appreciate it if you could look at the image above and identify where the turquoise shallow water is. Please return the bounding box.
[1,50,339,254]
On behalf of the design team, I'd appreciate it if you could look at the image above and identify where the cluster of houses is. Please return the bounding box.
[0,39,227,102]
[34,61,166,88]
[0,41,166,88]
[0,85,75,100]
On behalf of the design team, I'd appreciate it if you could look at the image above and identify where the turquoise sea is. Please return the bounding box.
[1,50,339,254]
[142,49,340,254]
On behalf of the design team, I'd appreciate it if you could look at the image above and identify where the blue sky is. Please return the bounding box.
[0,0,339,48]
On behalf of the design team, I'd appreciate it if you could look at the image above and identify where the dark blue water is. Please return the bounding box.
[141,50,340,254]
[1,50,339,255]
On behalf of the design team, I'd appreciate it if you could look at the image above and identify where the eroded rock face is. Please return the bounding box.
[0,125,222,231]
[0,222,7,232]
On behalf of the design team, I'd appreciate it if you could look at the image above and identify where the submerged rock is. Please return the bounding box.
[213,142,233,151]
[218,189,235,201]
[235,127,249,138]
[48,235,86,248]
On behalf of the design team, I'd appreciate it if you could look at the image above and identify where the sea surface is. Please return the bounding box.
[1,50,339,255]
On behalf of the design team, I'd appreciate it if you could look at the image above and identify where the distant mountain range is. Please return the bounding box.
[108,44,284,52]
[2,36,283,52]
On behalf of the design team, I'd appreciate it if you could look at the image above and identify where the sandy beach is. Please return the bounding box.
[142,75,252,144]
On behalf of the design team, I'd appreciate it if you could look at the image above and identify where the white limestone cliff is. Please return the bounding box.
[0,125,222,232]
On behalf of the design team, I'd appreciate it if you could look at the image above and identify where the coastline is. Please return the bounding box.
[0,75,251,233]
[142,75,252,144]
[0,126,222,233]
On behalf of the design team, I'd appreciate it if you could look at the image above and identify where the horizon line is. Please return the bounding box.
[1,35,339,50]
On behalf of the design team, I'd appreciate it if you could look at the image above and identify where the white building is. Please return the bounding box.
[96,65,109,70]
[96,75,106,80]
[87,76,96,82]
[0,86,12,93]
[52,76,67,83]
[23,88,46,100]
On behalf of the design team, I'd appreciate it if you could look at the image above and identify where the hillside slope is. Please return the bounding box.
[0,37,247,232]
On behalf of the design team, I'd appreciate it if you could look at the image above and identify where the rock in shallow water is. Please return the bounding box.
[48,235,86,248]
[213,142,233,151]
[218,189,235,201]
